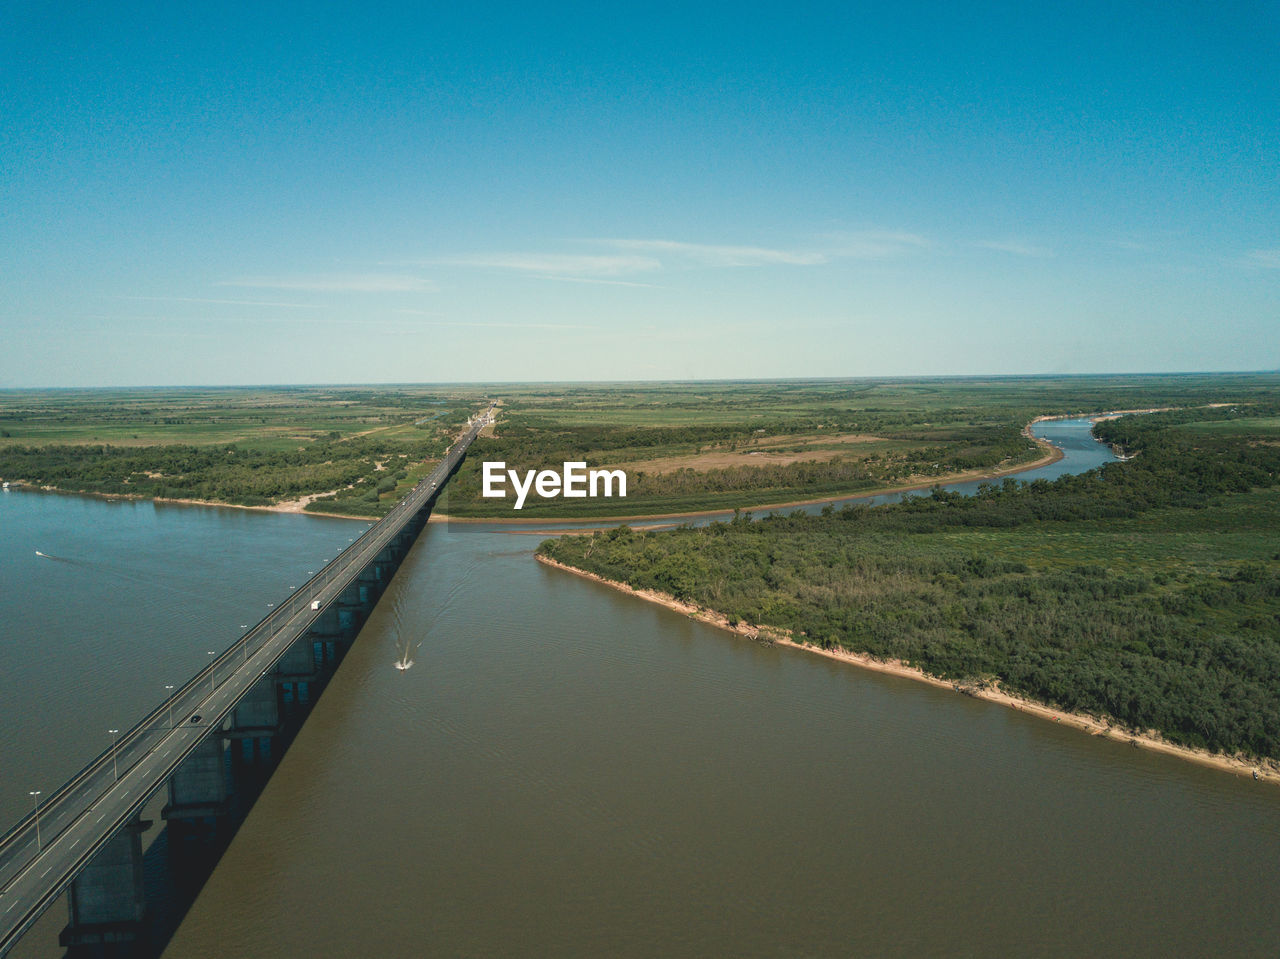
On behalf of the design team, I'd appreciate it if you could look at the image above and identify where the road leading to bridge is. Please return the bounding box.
[0,404,494,956]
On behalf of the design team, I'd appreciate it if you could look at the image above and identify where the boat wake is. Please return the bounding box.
[391,595,423,672]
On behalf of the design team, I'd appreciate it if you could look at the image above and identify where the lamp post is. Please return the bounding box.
[165,685,175,727]
[29,790,42,850]
[108,729,120,781]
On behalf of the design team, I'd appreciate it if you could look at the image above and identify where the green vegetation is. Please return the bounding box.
[0,387,489,516]
[3,375,1278,520]
[442,374,1280,516]
[540,403,1280,760]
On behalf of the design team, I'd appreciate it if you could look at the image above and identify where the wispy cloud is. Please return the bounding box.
[602,239,829,267]
[436,232,927,280]
[422,231,928,285]
[218,274,434,292]
[435,253,661,278]
[535,274,660,288]
[1244,248,1280,269]
[820,231,932,258]
[119,295,321,309]
[396,309,598,331]
[603,232,928,266]
[975,240,1054,258]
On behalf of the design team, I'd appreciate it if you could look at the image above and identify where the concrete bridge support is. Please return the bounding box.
[162,737,229,827]
[59,815,150,951]
[230,676,279,731]
[308,608,343,639]
[356,567,386,608]
[228,677,280,766]
[276,637,316,680]
[337,580,365,608]
[276,634,317,705]
[334,606,359,638]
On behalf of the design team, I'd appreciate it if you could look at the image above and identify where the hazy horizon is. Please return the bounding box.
[3,369,1280,394]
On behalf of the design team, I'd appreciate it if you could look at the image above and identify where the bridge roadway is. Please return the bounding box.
[0,407,493,955]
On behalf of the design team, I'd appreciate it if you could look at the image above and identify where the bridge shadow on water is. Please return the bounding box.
[62,640,347,959]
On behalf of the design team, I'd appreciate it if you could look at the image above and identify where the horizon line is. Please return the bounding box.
[1,369,1278,392]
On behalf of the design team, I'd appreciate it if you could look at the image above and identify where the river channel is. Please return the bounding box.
[2,418,1278,957]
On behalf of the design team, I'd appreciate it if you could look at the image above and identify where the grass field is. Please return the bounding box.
[441,373,1280,517]
[0,386,491,515]
[1177,416,1280,437]
[2,374,1278,517]
[0,387,485,449]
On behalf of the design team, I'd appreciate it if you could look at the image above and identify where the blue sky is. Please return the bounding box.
[2,1,1277,386]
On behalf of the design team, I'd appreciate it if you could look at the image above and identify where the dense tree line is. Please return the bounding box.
[0,436,443,508]
[540,409,1280,759]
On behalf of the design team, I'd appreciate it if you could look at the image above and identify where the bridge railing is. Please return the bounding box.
[0,415,485,875]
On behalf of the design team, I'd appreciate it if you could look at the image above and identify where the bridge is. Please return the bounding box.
[0,404,495,956]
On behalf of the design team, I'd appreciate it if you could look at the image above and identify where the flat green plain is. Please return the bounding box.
[3,374,1278,518]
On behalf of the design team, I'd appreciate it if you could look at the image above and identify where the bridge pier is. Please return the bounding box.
[332,607,358,639]
[59,815,151,953]
[337,580,365,608]
[309,607,343,639]
[227,677,280,767]
[356,567,386,610]
[230,676,279,730]
[277,637,317,681]
[162,737,229,829]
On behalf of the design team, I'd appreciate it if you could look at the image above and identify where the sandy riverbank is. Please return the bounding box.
[1028,407,1174,426]
[3,483,374,521]
[536,554,1279,786]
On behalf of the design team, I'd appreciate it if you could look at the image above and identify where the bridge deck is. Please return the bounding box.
[0,408,491,955]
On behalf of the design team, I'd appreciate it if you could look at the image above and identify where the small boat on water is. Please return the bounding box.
[35,550,49,558]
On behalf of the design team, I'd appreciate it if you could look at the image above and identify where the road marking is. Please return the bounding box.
[97,814,105,822]
[71,837,79,847]
[6,900,16,912]
[41,867,51,877]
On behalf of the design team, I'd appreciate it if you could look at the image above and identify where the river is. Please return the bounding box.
[2,419,1278,957]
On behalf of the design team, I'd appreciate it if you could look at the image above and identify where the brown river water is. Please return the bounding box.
[3,419,1278,957]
